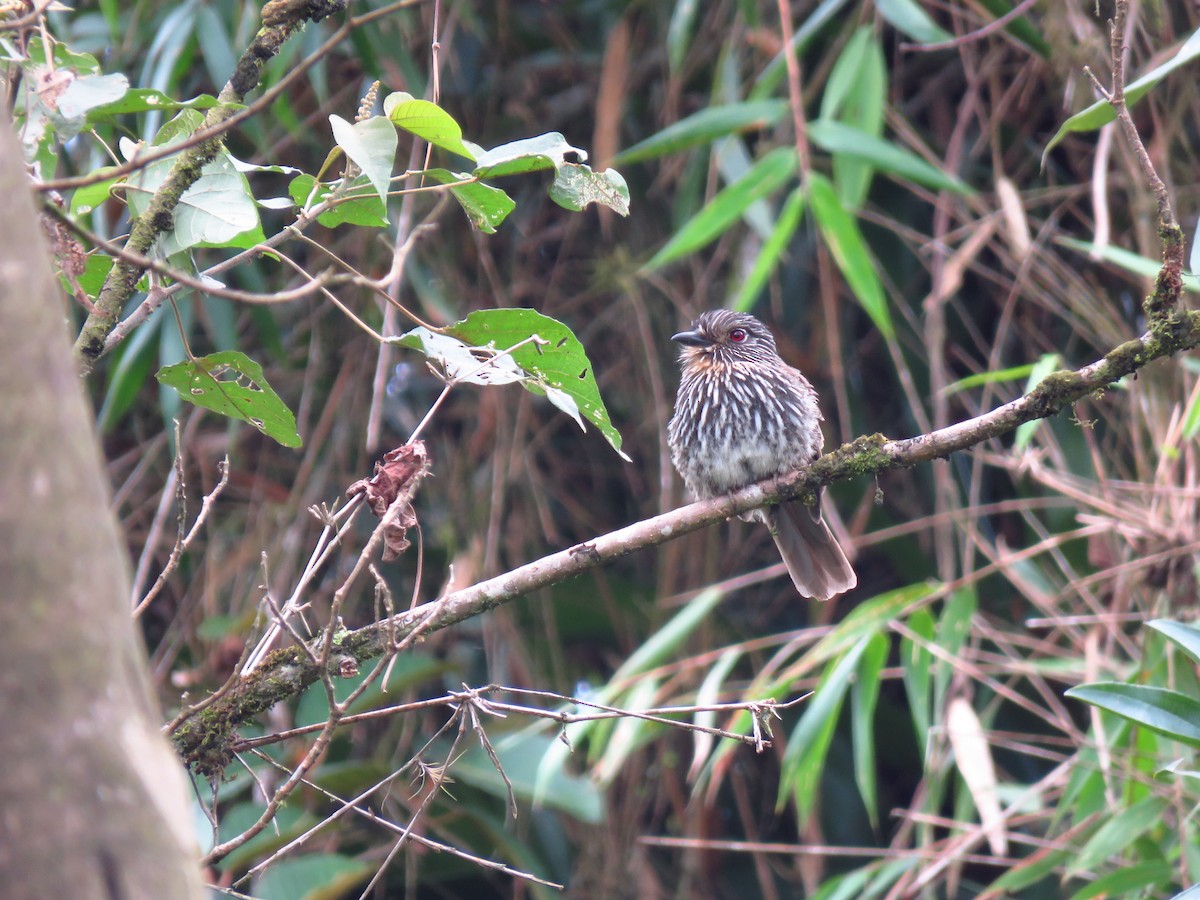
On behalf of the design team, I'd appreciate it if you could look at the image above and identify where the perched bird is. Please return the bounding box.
[667,309,856,601]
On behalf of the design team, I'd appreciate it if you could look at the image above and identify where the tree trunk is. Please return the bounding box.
[0,113,205,899]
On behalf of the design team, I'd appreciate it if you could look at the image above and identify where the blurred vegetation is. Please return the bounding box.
[6,0,1200,897]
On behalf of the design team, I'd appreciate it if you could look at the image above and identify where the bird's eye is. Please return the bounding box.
[728,328,748,343]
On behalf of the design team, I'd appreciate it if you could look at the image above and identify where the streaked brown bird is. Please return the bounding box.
[667,309,856,601]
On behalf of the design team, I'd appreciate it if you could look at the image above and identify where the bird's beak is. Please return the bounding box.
[671,329,709,347]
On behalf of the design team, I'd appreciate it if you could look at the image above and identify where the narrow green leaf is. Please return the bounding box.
[933,588,976,719]
[821,27,887,209]
[876,0,953,44]
[1014,354,1064,450]
[666,0,700,73]
[1058,237,1200,293]
[156,351,302,448]
[456,731,604,822]
[901,608,935,756]
[985,847,1073,894]
[383,91,475,160]
[328,113,397,204]
[1149,619,1200,666]
[851,631,889,829]
[809,120,973,195]
[255,853,372,900]
[1067,861,1174,900]
[1066,682,1200,746]
[594,676,663,783]
[644,146,797,271]
[942,362,1039,395]
[1067,795,1170,877]
[1044,27,1200,159]
[613,101,789,165]
[614,588,725,682]
[808,172,894,339]
[782,636,873,824]
[750,0,854,100]
[424,168,515,233]
[731,185,806,311]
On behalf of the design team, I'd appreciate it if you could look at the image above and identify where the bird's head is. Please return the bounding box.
[672,310,779,369]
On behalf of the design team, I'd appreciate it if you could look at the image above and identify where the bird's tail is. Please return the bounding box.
[766,502,857,602]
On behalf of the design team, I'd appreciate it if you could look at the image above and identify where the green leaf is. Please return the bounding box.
[809,120,973,195]
[667,0,700,73]
[851,631,888,829]
[254,853,372,900]
[328,113,397,204]
[731,185,806,311]
[398,309,629,459]
[395,329,527,385]
[424,168,515,233]
[901,608,935,757]
[383,91,476,160]
[821,27,887,209]
[1066,682,1200,747]
[455,730,604,823]
[751,0,855,100]
[942,361,1040,396]
[644,146,796,271]
[613,100,789,165]
[57,72,129,119]
[472,133,586,179]
[782,636,874,824]
[1067,795,1170,877]
[532,588,725,807]
[1149,619,1200,666]
[984,847,1073,894]
[808,172,894,339]
[614,588,725,685]
[548,162,630,215]
[875,0,953,44]
[86,89,221,118]
[1067,861,1174,900]
[1014,353,1063,451]
[289,173,388,228]
[156,351,302,448]
[1044,27,1200,159]
[1058,237,1200,293]
[933,587,976,717]
[1062,237,1200,289]
[124,113,263,255]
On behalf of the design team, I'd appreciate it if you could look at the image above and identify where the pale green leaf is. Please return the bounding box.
[1066,682,1200,746]
[644,146,797,271]
[808,172,894,339]
[1044,27,1200,159]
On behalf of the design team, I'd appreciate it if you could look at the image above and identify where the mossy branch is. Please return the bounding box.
[172,300,1200,775]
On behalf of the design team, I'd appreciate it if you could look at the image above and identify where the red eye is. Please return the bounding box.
[729,328,747,343]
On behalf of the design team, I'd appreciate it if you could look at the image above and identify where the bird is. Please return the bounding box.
[667,309,856,601]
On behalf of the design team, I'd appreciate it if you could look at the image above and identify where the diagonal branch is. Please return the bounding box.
[172,303,1200,775]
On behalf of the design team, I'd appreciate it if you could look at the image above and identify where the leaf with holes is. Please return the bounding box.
[397,309,629,459]
[157,351,302,448]
[548,163,629,215]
